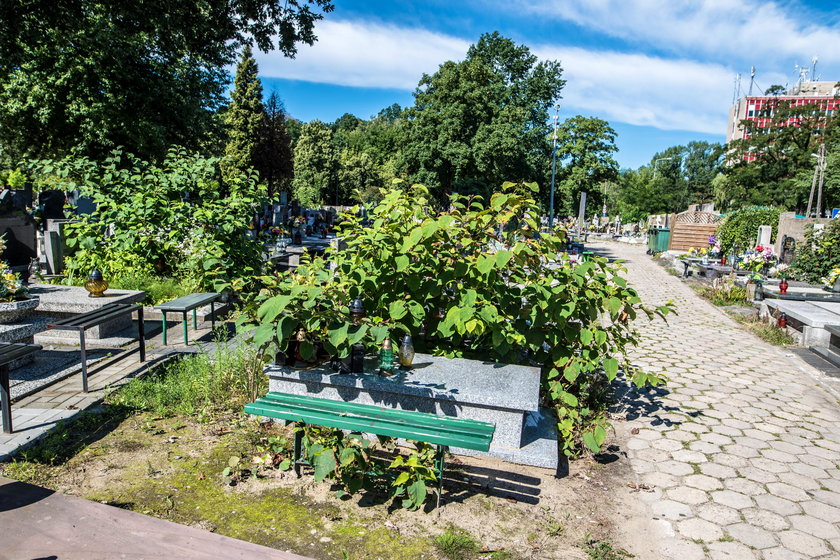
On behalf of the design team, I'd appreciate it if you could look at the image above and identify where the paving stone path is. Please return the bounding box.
[602,241,840,560]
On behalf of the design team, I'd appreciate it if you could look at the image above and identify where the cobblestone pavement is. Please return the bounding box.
[600,241,840,560]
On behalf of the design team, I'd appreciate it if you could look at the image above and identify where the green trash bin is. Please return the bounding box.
[647,228,670,254]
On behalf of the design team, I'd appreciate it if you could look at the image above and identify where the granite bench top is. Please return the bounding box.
[266,353,541,412]
[764,300,840,328]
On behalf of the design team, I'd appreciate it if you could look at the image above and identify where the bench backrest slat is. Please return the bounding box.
[259,392,494,435]
[48,303,139,329]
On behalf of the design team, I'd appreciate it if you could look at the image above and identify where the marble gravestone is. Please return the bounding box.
[266,353,559,470]
[756,225,772,247]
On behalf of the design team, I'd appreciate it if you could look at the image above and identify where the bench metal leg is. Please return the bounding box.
[295,425,303,477]
[293,426,303,477]
[193,308,197,330]
[161,313,168,346]
[1,364,12,433]
[138,307,146,362]
[183,311,189,345]
[79,330,88,393]
[210,301,216,332]
[435,445,446,507]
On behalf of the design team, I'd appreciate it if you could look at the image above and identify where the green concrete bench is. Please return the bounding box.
[0,342,42,433]
[244,392,495,501]
[154,293,220,345]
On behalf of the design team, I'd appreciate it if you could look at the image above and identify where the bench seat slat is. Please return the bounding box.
[0,343,42,365]
[154,293,219,312]
[252,397,493,442]
[245,401,492,452]
[259,392,494,436]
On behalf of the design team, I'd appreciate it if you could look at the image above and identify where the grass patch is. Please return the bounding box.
[696,284,747,306]
[434,527,481,560]
[109,274,199,306]
[106,342,266,417]
[732,316,795,347]
[583,536,633,560]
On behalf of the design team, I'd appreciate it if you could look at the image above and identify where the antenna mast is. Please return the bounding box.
[748,67,756,96]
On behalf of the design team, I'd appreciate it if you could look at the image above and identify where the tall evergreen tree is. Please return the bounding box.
[292,120,337,207]
[255,92,294,196]
[221,46,264,183]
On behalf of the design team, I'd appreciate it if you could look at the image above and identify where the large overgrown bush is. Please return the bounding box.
[791,220,840,283]
[27,148,266,294]
[244,182,670,503]
[716,206,782,253]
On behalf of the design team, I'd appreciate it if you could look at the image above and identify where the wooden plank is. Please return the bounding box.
[0,342,41,365]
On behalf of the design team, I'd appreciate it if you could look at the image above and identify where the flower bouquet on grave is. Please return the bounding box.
[823,267,840,292]
[0,235,29,303]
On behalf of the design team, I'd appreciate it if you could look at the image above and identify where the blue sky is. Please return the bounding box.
[253,0,840,169]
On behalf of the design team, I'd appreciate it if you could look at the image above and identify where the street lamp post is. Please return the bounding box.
[653,156,675,179]
[548,104,560,230]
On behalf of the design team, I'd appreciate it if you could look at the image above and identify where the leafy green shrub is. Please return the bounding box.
[716,206,782,254]
[108,343,265,416]
[246,181,671,465]
[108,273,198,306]
[27,148,266,294]
[790,220,840,283]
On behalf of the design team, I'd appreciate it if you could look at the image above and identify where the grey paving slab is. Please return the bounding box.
[0,477,311,559]
[601,241,840,560]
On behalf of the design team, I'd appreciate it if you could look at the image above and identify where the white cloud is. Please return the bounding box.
[538,46,786,134]
[253,18,790,134]
[516,0,840,75]
[254,20,468,90]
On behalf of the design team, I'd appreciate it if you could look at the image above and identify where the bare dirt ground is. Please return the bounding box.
[2,409,638,559]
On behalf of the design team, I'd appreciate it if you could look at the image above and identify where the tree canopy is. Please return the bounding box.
[398,32,564,202]
[292,120,337,207]
[0,0,333,163]
[555,116,619,216]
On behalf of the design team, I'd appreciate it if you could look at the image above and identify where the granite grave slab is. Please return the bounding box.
[266,353,558,469]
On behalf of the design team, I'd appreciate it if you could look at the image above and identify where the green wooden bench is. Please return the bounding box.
[154,293,220,345]
[244,392,495,502]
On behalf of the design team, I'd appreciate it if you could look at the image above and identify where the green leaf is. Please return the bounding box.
[582,431,600,453]
[299,341,315,361]
[257,295,293,322]
[603,357,619,378]
[395,255,410,272]
[252,323,275,348]
[328,322,349,347]
[369,324,389,343]
[476,255,494,275]
[278,459,291,471]
[394,471,410,486]
[495,250,512,268]
[276,315,298,344]
[312,451,336,482]
[579,329,593,345]
[407,479,427,508]
[389,300,407,320]
[594,425,607,447]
